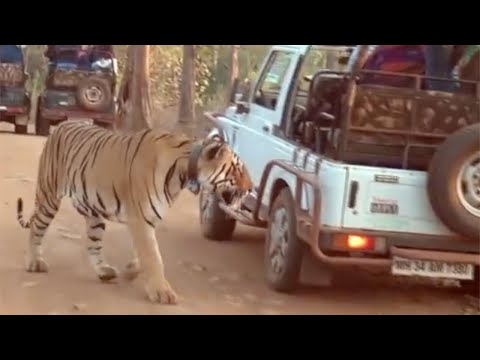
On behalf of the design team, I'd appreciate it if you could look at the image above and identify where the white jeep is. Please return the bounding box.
[200,45,480,293]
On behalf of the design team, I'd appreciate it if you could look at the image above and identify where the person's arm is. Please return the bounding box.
[347,46,374,70]
[460,45,480,64]
[450,45,467,68]
[453,45,480,76]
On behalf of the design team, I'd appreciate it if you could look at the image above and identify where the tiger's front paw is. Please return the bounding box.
[26,257,49,273]
[97,265,119,282]
[145,276,178,305]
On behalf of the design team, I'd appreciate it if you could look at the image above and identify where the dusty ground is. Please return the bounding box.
[0,123,478,315]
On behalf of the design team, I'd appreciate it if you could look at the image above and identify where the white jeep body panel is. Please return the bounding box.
[341,165,455,236]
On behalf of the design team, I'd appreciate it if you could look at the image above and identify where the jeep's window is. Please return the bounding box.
[254,51,293,110]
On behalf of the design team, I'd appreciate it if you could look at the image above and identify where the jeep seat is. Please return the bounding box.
[305,72,344,126]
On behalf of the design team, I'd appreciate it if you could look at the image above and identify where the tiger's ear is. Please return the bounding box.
[205,144,226,160]
[210,134,224,142]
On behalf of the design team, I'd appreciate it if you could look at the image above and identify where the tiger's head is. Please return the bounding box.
[187,135,253,206]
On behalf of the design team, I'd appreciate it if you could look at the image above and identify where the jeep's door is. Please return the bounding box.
[233,47,303,187]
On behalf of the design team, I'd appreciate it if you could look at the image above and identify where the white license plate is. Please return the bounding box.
[392,257,474,280]
[0,106,7,111]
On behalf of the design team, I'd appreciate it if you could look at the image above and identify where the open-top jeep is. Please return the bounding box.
[36,45,118,136]
[0,45,32,134]
[201,45,480,293]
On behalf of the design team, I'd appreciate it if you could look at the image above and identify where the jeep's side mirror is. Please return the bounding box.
[229,78,240,104]
[236,102,250,115]
[230,77,252,104]
[229,78,252,115]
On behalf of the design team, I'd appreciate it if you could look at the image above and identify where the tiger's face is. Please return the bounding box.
[196,136,253,206]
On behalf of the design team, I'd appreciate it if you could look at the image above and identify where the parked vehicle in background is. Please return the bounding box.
[36,45,118,136]
[0,45,31,134]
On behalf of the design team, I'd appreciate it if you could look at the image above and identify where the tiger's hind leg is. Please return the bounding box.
[26,202,60,273]
[84,215,118,282]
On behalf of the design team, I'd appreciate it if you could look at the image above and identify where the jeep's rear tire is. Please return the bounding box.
[199,189,236,241]
[14,123,27,135]
[265,188,304,292]
[428,124,480,241]
[76,78,112,112]
[35,100,50,136]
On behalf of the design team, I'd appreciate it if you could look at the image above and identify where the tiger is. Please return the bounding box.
[16,120,253,305]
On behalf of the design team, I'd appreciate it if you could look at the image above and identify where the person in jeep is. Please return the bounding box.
[359,45,478,93]
[91,45,113,62]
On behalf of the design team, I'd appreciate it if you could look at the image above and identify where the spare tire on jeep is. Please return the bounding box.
[427,123,480,241]
[76,78,112,112]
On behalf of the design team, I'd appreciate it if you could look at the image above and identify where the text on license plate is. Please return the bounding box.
[370,202,399,215]
[392,257,474,280]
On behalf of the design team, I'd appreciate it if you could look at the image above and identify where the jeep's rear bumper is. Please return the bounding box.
[40,107,116,123]
[0,104,30,116]
[0,105,29,119]
[278,159,480,268]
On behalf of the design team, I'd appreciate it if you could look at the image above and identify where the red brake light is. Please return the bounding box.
[347,235,374,250]
[5,107,25,114]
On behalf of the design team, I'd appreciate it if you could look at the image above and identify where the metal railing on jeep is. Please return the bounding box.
[307,69,480,170]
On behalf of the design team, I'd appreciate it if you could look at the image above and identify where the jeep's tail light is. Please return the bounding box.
[347,235,375,250]
[332,234,376,251]
[5,107,25,114]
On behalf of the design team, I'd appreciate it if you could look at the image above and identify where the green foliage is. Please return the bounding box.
[149,45,211,108]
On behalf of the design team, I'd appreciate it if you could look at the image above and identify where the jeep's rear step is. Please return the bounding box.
[41,108,116,122]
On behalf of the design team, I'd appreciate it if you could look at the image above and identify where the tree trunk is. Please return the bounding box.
[178,45,196,129]
[117,45,153,132]
[225,45,240,108]
[213,45,219,69]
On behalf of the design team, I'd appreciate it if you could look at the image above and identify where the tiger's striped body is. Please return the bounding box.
[16,121,253,304]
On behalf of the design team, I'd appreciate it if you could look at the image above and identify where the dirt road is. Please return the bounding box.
[0,124,476,315]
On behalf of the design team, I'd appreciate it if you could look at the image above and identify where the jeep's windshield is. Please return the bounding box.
[0,45,23,64]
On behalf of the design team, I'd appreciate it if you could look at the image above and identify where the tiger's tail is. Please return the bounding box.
[17,198,32,229]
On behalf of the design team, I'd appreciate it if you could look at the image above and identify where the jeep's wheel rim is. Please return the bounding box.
[457,152,480,218]
[269,207,289,274]
[85,86,103,104]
